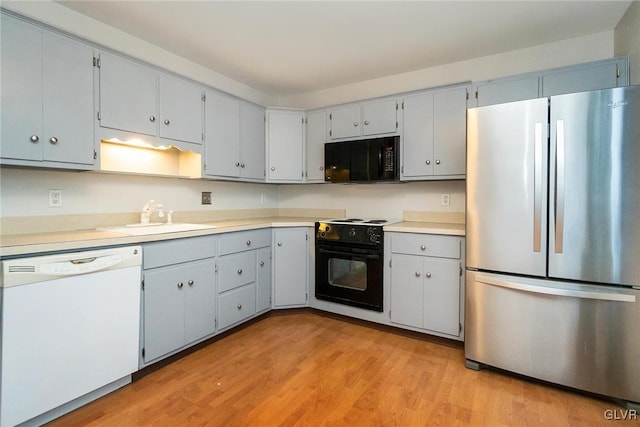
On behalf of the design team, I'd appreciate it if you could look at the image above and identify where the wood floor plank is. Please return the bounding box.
[47,312,635,426]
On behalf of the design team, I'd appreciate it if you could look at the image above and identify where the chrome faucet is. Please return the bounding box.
[140,200,165,224]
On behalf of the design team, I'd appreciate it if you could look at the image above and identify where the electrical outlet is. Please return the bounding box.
[441,193,450,206]
[49,189,62,207]
[201,192,212,205]
[260,194,266,203]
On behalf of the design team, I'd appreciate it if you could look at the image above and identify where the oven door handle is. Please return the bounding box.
[317,248,380,260]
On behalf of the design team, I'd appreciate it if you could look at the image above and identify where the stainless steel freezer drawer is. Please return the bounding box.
[465,270,640,405]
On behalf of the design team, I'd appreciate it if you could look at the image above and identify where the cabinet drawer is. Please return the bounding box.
[143,236,217,269]
[219,229,271,255]
[218,284,256,330]
[391,233,461,259]
[218,251,256,293]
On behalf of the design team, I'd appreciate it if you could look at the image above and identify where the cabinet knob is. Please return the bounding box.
[49,137,58,144]
[149,115,156,122]
[237,304,242,310]
[353,122,359,127]
[277,242,282,247]
[240,163,245,168]
[420,245,426,251]
[235,162,240,167]
[415,272,421,277]
[271,166,275,171]
[237,268,243,275]
[426,272,432,278]
[435,159,441,165]
[364,120,370,125]
[164,119,170,125]
[177,282,184,289]
[320,166,324,171]
[426,160,431,165]
[260,261,265,267]
[188,280,194,286]
[30,135,39,143]
[246,240,251,246]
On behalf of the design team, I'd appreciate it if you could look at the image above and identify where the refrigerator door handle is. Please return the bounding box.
[476,275,636,303]
[533,122,543,252]
[555,120,565,253]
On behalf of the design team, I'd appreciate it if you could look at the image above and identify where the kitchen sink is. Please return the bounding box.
[98,223,216,236]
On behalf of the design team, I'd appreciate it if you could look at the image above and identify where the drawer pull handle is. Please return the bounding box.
[260,261,265,267]
[188,280,194,286]
[49,137,58,144]
[30,135,39,143]
[246,240,251,246]
[277,242,282,247]
[149,115,156,122]
[415,272,421,277]
[237,304,242,310]
[237,268,243,275]
[164,119,170,125]
[426,160,431,165]
[426,272,432,278]
[177,282,184,289]
[420,245,426,251]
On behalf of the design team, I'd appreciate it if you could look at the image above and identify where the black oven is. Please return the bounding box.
[315,221,384,312]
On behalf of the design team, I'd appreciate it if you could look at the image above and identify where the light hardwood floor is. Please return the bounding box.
[49,312,633,426]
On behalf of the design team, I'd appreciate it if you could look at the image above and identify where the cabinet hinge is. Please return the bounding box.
[94,150,97,160]
[201,133,204,142]
[302,171,304,178]
[215,263,218,273]
[304,117,308,124]
[306,233,309,241]
[475,89,478,99]
[459,263,463,277]
[215,319,217,328]
[302,117,304,124]
[616,66,621,79]
[141,278,145,290]
[93,56,101,68]
[396,102,398,110]
[402,101,405,109]
[459,323,462,334]
[396,121,398,129]
[329,113,332,120]
[97,111,101,121]
[202,93,206,102]
[329,130,332,137]
[388,310,392,319]
[141,347,145,358]
[306,292,308,301]
[389,259,392,268]
[466,91,469,100]
[401,166,404,174]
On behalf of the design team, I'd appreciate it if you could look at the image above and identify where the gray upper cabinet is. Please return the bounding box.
[471,56,629,107]
[329,99,398,140]
[305,110,327,182]
[266,109,305,182]
[98,51,204,146]
[205,93,265,180]
[1,13,94,168]
[401,85,468,180]
[541,57,628,97]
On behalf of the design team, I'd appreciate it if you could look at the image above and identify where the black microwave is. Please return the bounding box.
[324,136,399,183]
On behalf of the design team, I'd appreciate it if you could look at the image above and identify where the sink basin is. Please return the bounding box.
[98,223,216,236]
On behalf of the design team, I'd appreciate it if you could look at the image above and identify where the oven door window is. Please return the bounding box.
[328,258,367,291]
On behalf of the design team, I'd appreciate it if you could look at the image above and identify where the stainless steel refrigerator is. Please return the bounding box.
[465,85,640,407]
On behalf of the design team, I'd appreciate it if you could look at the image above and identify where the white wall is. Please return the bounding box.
[0,168,278,217]
[278,181,466,219]
[615,0,640,85]
[275,31,615,109]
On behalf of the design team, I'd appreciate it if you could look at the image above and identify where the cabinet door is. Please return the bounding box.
[267,110,304,181]
[541,61,622,97]
[184,260,216,344]
[390,254,423,329]
[158,74,203,144]
[330,105,361,139]
[423,258,460,336]
[239,101,266,180]
[273,228,308,307]
[475,76,539,107]
[433,87,467,176]
[256,247,272,312]
[305,111,327,181]
[99,52,158,136]
[362,99,397,136]
[42,32,94,165]
[205,92,240,177]
[143,266,185,362]
[0,15,43,161]
[402,93,434,178]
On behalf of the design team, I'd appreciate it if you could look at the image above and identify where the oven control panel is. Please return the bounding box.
[316,222,383,246]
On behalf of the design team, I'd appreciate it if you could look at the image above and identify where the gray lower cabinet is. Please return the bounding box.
[388,232,465,340]
[141,236,217,366]
[272,227,310,308]
[218,229,271,330]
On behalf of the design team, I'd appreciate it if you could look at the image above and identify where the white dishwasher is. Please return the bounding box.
[0,246,142,427]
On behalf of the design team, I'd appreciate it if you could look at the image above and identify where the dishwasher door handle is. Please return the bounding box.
[476,275,636,303]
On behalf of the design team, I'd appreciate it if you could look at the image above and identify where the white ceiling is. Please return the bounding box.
[55,1,632,96]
